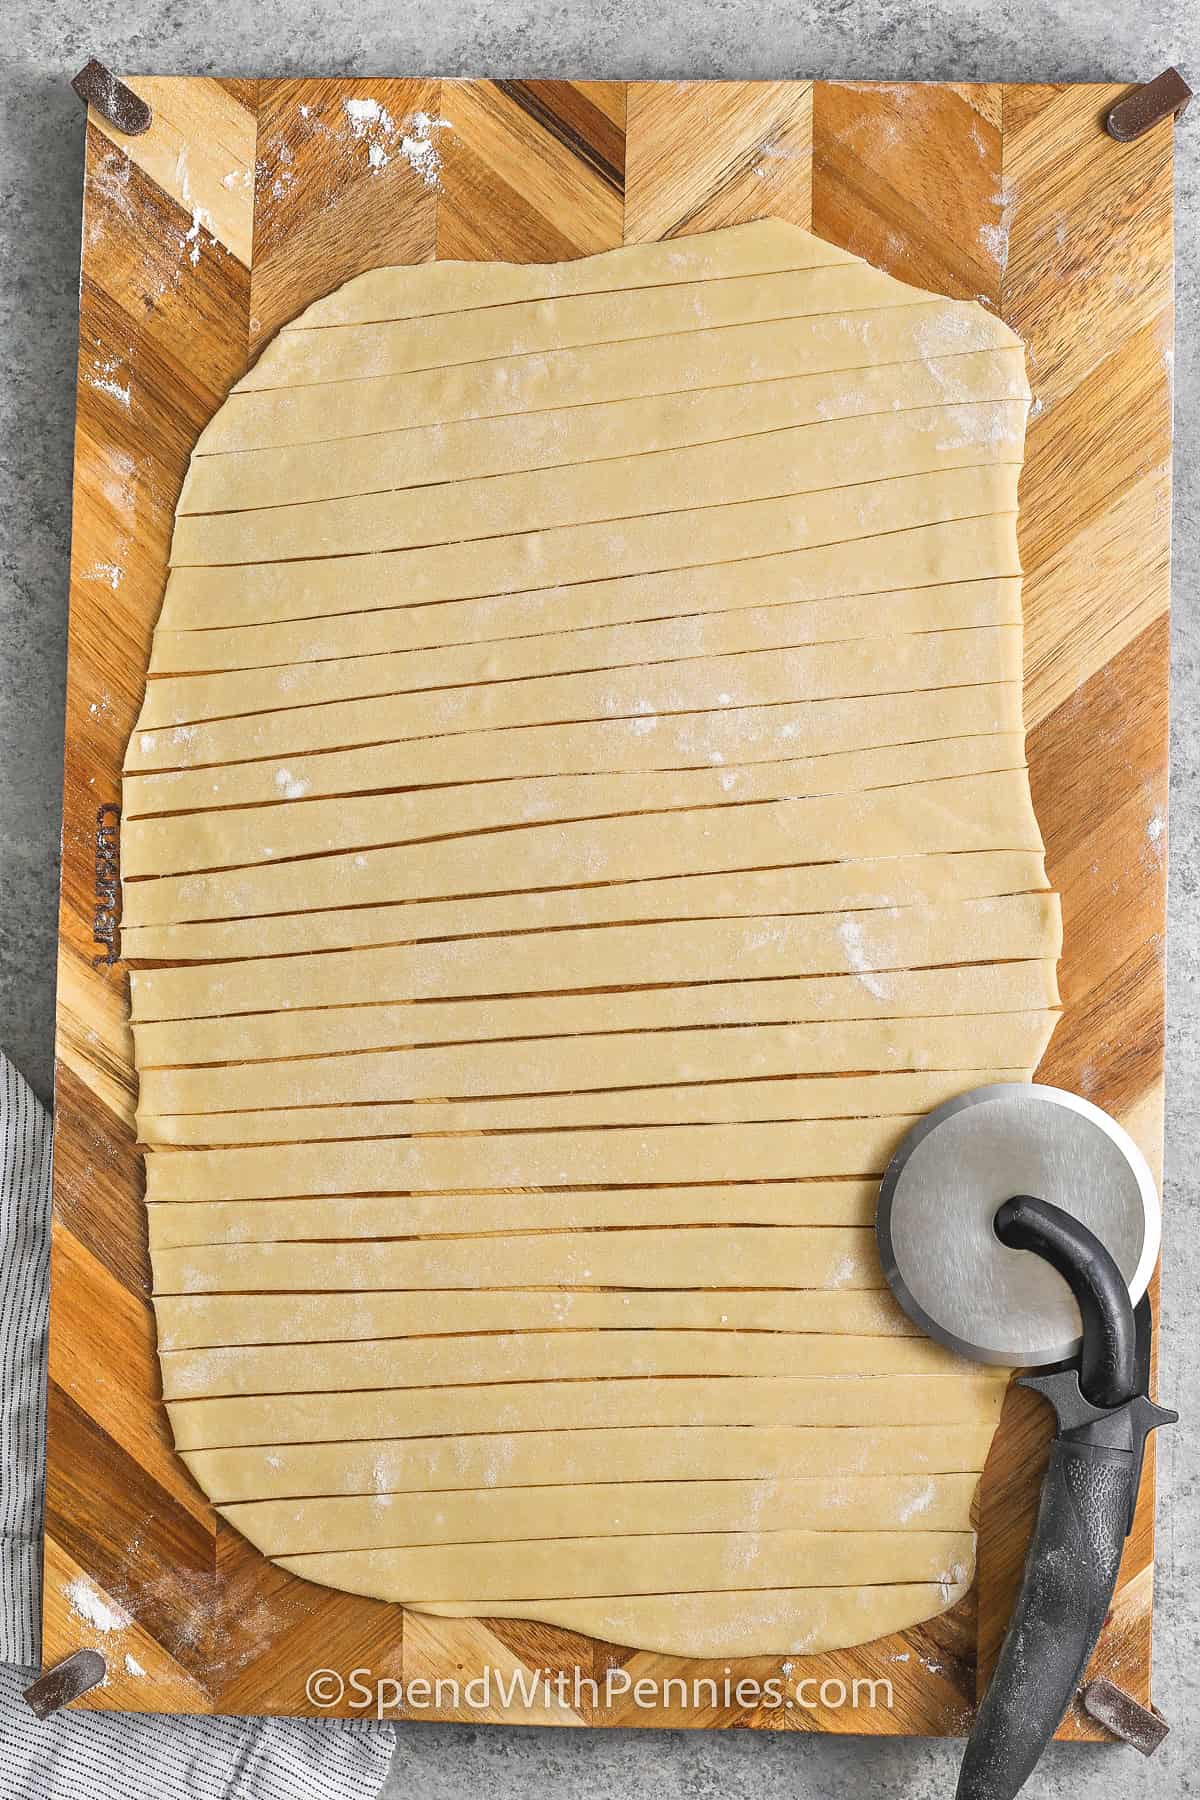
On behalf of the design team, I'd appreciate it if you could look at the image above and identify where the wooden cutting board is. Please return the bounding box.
[48,75,1174,1728]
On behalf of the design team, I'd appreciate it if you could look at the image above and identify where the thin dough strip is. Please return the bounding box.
[138,587,1023,733]
[410,1582,972,1661]
[145,1120,923,1204]
[138,1067,1027,1147]
[129,892,1062,1022]
[123,724,1023,840]
[147,1184,881,1251]
[132,967,1058,1064]
[166,1374,1008,1451]
[154,1284,913,1349]
[122,735,1027,878]
[182,1423,999,1502]
[238,266,977,392]
[122,860,1051,966]
[265,1526,974,1604]
[171,405,1025,568]
[130,617,1022,773]
[147,520,1022,676]
[124,681,1022,818]
[223,1473,979,1558]
[266,225,857,335]
[123,775,1047,931]
[184,351,1028,514]
[137,1012,1046,1110]
[151,465,1018,637]
[160,1330,965,1402]
[201,302,1016,456]
[152,1224,882,1290]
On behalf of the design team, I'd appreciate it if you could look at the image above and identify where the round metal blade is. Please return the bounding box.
[876,1084,1160,1367]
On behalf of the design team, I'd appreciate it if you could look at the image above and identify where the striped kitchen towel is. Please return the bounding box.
[0,1052,394,1799]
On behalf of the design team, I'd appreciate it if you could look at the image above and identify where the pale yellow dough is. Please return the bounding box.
[407,1585,973,1661]
[181,353,1027,517]
[166,1372,1008,1450]
[130,894,1059,1019]
[139,1066,1026,1145]
[160,1329,965,1402]
[123,220,1060,1659]
[123,779,1048,929]
[267,1526,976,1604]
[183,1423,999,1504]
[146,526,1020,675]
[154,1283,914,1348]
[137,1012,1051,1113]
[137,598,1024,735]
[223,1473,981,1557]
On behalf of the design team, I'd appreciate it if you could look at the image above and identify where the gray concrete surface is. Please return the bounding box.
[3,4,1196,1795]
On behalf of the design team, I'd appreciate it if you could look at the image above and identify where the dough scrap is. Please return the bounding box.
[124,221,1059,1658]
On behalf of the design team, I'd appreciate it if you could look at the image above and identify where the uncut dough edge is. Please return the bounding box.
[124,219,1060,1664]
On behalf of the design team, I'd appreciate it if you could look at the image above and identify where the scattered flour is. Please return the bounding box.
[65,1576,130,1635]
[343,99,452,188]
[978,179,1017,279]
[123,1653,146,1678]
[837,917,888,999]
[84,561,125,590]
[274,767,311,801]
[87,353,131,408]
[897,1478,935,1522]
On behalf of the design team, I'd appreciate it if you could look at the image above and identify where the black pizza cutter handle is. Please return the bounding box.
[955,1195,1176,1800]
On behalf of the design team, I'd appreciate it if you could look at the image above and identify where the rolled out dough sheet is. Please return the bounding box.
[123,219,1060,1660]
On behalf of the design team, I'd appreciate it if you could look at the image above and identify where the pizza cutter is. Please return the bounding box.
[875,1083,1175,1800]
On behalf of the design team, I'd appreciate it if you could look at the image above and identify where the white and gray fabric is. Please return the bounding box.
[0,1052,395,1799]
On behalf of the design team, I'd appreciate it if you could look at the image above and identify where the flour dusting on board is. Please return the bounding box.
[342,98,452,187]
[65,1576,130,1635]
[86,352,131,409]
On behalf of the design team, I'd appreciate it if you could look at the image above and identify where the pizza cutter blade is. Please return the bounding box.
[875,1083,1175,1800]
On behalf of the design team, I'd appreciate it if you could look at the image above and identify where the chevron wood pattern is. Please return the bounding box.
[49,77,1173,1731]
